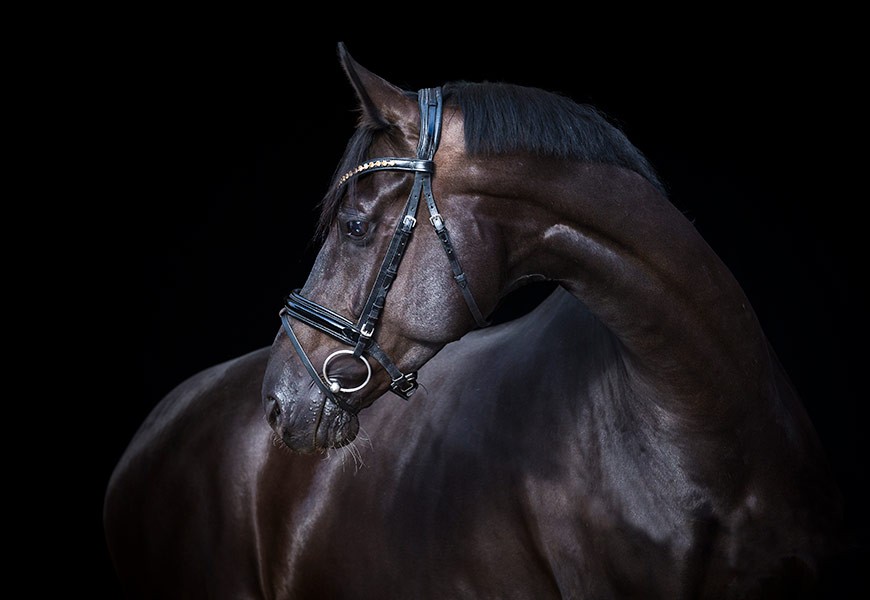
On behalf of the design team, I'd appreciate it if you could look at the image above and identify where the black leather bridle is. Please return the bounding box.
[279,87,488,415]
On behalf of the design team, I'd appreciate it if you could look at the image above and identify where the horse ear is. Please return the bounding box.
[337,42,417,129]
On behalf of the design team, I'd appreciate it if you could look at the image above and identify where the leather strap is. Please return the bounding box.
[284,291,357,346]
[422,176,490,328]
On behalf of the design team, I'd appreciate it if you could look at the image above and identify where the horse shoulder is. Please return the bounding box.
[104,347,273,598]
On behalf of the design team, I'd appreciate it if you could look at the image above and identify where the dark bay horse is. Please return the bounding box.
[105,44,845,598]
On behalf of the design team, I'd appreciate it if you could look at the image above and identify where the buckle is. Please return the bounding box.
[389,372,418,400]
[429,213,444,230]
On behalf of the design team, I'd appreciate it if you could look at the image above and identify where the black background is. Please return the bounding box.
[84,31,863,595]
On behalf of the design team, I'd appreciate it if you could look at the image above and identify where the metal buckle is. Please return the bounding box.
[390,372,418,399]
[403,215,417,229]
[429,214,444,229]
[359,322,374,338]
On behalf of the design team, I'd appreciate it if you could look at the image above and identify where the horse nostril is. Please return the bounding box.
[265,395,282,426]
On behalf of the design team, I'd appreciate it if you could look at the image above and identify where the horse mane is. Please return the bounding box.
[316,82,665,239]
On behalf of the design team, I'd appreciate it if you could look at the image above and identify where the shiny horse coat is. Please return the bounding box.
[105,44,845,598]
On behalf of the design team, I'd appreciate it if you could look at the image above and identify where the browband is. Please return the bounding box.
[337,158,434,187]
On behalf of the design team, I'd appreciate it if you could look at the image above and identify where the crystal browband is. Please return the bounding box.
[337,158,434,187]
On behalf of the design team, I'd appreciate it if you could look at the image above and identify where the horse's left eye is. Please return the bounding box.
[346,220,369,238]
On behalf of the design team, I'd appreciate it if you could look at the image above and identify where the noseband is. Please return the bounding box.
[279,87,488,415]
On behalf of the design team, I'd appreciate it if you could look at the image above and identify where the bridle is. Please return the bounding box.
[279,87,488,415]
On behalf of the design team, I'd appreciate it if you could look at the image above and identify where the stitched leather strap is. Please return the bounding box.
[422,176,490,328]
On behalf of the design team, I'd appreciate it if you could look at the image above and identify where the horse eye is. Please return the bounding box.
[345,220,369,238]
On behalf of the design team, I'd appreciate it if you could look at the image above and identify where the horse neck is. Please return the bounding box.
[487,159,773,422]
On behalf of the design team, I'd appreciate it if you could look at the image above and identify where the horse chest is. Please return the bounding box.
[268,432,700,599]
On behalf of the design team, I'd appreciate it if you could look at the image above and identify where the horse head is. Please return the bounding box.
[262,45,501,453]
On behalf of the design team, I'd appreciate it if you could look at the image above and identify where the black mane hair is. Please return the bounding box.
[316,81,665,239]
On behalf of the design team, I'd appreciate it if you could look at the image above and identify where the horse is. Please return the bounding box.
[104,43,846,598]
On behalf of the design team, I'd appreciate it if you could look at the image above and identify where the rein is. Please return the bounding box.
[280,87,488,414]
